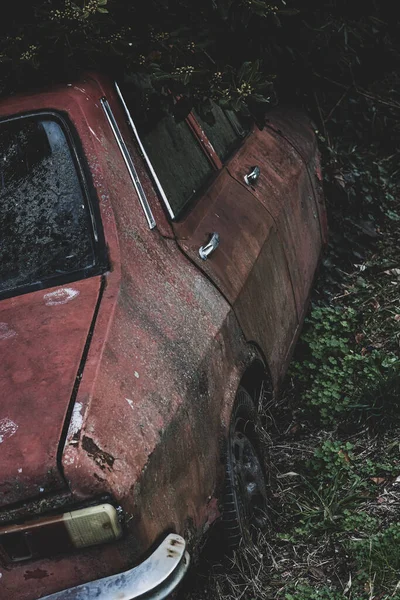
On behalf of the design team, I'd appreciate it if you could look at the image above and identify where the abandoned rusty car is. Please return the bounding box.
[0,74,326,599]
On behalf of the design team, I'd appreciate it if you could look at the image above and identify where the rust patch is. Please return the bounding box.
[82,436,115,471]
[170,538,183,546]
[24,568,49,580]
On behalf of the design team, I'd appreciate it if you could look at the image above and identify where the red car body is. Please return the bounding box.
[0,74,326,599]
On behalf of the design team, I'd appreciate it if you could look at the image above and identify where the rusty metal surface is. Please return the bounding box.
[0,75,259,599]
[172,167,298,385]
[0,277,101,507]
[0,75,325,599]
[173,106,326,384]
[234,227,300,385]
[265,107,328,246]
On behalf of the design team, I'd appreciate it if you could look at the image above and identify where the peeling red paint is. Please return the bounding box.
[0,278,101,507]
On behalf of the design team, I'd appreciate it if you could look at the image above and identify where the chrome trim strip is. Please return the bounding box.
[114,82,176,220]
[41,534,190,600]
[100,97,156,230]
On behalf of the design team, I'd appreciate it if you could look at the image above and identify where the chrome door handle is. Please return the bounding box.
[199,232,220,261]
[244,165,260,185]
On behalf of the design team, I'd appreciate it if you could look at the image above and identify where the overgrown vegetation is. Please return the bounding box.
[2,1,400,598]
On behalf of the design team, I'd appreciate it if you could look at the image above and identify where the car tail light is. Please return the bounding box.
[0,503,122,563]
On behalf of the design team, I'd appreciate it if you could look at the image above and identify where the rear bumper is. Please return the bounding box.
[41,534,190,600]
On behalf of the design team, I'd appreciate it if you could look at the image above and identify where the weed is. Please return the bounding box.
[284,584,359,600]
[348,524,400,595]
[291,305,399,426]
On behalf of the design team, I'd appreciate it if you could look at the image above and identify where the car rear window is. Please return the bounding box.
[0,115,98,296]
[194,103,250,162]
[139,113,214,218]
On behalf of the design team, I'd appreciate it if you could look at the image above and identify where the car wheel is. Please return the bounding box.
[223,386,269,549]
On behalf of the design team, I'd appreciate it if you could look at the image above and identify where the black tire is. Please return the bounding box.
[223,386,269,549]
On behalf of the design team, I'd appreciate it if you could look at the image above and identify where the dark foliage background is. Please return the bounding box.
[1,1,399,237]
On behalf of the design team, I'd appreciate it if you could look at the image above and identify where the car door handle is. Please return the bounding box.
[244,165,260,186]
[199,232,220,260]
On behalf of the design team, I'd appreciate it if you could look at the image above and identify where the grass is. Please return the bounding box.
[179,119,400,599]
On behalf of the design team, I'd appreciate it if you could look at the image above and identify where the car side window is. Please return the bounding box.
[0,115,97,296]
[194,103,250,162]
[139,114,214,218]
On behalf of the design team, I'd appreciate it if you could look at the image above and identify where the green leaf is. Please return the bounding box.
[386,210,400,221]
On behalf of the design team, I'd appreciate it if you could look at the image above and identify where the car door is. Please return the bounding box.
[222,108,323,321]
[132,105,298,383]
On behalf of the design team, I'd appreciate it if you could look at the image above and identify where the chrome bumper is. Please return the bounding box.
[41,534,190,600]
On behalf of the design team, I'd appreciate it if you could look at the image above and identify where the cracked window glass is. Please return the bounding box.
[0,117,95,294]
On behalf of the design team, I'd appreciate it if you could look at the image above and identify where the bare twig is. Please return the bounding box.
[325,86,353,123]
[314,72,400,111]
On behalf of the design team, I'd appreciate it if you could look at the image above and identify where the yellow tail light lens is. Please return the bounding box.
[0,503,122,562]
[64,504,122,548]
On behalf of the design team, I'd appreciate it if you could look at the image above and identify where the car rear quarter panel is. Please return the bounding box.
[61,83,257,537]
[58,80,258,563]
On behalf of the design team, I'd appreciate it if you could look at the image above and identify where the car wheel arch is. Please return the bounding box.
[238,353,273,410]
[214,347,273,511]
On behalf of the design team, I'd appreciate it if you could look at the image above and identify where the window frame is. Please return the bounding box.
[171,109,252,220]
[188,106,249,168]
[115,82,252,223]
[0,110,108,301]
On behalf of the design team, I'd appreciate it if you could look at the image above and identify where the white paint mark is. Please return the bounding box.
[74,86,86,94]
[134,371,140,379]
[0,418,18,444]
[0,572,2,578]
[68,402,83,437]
[63,452,75,466]
[0,322,16,340]
[18,468,22,473]
[126,398,134,410]
[88,126,101,143]
[44,288,79,306]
